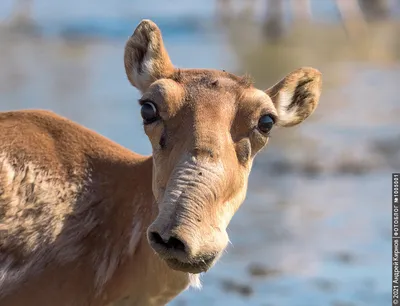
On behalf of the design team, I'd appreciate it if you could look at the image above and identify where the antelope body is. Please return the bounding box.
[0,20,322,305]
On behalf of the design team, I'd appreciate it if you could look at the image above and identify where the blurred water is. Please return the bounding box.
[0,1,398,305]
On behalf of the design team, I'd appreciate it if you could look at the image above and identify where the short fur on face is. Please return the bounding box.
[124,19,322,272]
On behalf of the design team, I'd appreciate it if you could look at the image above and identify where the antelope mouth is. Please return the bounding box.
[164,256,216,274]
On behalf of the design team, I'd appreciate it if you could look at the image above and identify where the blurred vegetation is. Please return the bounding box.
[216,0,400,88]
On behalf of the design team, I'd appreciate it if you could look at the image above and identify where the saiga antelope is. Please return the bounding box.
[0,20,322,305]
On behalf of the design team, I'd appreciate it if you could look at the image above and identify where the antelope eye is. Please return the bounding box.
[258,114,274,134]
[141,102,159,124]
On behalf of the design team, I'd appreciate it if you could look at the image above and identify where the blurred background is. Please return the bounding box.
[0,0,398,305]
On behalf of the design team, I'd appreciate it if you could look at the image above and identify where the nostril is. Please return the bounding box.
[149,231,187,253]
[150,232,186,253]
[166,236,186,252]
[150,231,165,245]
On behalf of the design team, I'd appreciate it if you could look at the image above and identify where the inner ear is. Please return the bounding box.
[265,67,322,127]
[124,19,175,93]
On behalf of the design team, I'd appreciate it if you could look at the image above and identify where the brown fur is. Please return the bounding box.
[0,20,322,305]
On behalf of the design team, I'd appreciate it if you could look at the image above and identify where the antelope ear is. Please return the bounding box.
[266,67,322,127]
[124,19,175,93]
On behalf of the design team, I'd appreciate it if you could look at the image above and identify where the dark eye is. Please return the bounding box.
[141,102,159,124]
[258,114,274,134]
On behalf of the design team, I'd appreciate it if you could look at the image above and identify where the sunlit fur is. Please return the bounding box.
[0,19,321,305]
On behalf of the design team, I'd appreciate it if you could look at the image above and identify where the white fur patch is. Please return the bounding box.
[278,90,299,125]
[132,54,154,92]
[128,220,142,255]
[95,244,121,291]
[188,273,202,289]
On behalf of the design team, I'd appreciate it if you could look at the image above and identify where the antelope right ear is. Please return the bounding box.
[124,20,175,93]
[266,67,322,127]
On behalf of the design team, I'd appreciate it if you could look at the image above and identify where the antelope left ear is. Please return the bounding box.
[124,19,175,93]
[265,67,322,127]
